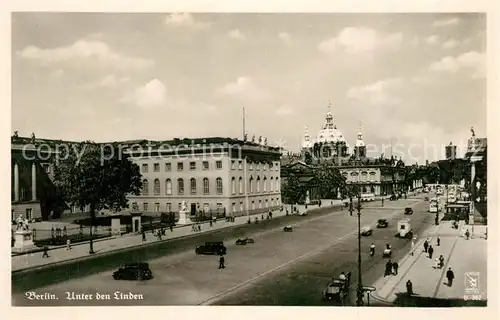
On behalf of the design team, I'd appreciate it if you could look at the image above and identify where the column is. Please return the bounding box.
[32,162,37,201]
[14,163,19,201]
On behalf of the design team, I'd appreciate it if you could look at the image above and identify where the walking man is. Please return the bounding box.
[406,280,413,295]
[66,238,72,250]
[210,219,213,228]
[428,245,434,259]
[385,260,393,277]
[42,246,49,258]
[446,267,455,286]
[423,239,429,253]
[218,255,225,269]
[436,237,440,247]
[141,230,146,242]
[411,236,417,256]
[465,229,470,240]
[392,261,399,275]
[439,255,445,269]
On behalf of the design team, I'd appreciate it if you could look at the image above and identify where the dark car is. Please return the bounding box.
[283,226,293,232]
[389,194,397,201]
[404,207,413,215]
[377,219,389,228]
[235,237,255,245]
[113,262,152,281]
[195,241,227,255]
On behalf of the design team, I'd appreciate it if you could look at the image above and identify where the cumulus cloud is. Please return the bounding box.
[122,79,167,108]
[17,40,154,71]
[425,35,440,45]
[100,74,130,87]
[346,78,404,105]
[432,17,461,27]
[216,76,268,100]
[164,13,209,29]
[318,27,403,54]
[442,39,459,49]
[275,106,293,115]
[228,29,246,41]
[428,51,485,78]
[278,32,291,42]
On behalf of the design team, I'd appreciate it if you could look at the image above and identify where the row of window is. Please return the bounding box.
[141,160,280,173]
[343,171,377,183]
[142,160,223,173]
[141,176,280,196]
[141,198,281,212]
[142,177,223,196]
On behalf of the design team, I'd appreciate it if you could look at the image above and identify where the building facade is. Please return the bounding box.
[126,138,282,218]
[445,142,457,160]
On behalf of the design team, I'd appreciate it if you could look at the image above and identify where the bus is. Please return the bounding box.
[429,198,440,213]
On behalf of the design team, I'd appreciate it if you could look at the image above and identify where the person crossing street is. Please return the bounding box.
[218,255,225,269]
[423,239,429,253]
[446,267,455,286]
[428,245,434,259]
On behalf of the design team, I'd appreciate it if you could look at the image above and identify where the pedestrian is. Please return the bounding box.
[269,211,273,219]
[428,245,434,259]
[436,237,440,246]
[170,224,173,232]
[439,255,445,269]
[218,255,225,269]
[384,260,392,277]
[141,230,146,242]
[423,239,429,253]
[42,246,49,258]
[411,237,416,256]
[392,261,399,275]
[406,280,413,295]
[465,229,470,240]
[197,224,201,232]
[446,267,455,286]
[210,219,213,228]
[157,230,162,240]
[66,238,72,250]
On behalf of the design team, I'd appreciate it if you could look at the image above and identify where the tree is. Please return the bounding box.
[281,174,304,204]
[313,164,346,199]
[52,141,143,254]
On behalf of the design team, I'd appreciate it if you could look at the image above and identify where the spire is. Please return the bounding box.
[324,100,334,130]
[304,125,310,142]
[355,121,365,147]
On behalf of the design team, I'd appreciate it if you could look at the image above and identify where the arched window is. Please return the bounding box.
[142,179,149,195]
[270,177,274,192]
[263,177,267,192]
[165,179,172,195]
[256,176,261,193]
[231,177,236,194]
[203,178,209,194]
[177,178,184,195]
[216,177,223,194]
[239,177,243,194]
[249,177,253,194]
[154,179,160,196]
[275,178,279,192]
[190,178,196,194]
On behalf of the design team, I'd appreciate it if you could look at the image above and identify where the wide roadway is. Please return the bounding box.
[13,196,429,306]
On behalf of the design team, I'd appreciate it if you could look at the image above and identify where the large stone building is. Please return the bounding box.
[281,103,419,201]
[11,134,282,220]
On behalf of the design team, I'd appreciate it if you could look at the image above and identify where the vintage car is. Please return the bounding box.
[377,219,389,228]
[383,245,392,257]
[299,211,308,216]
[235,237,255,245]
[283,226,293,232]
[323,272,351,302]
[361,226,373,236]
[389,194,397,201]
[113,262,152,281]
[195,241,227,255]
[404,207,413,215]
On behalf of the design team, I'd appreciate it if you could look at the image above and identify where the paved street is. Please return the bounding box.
[13,197,424,306]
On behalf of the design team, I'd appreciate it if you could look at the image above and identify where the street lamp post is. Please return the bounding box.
[356,193,364,306]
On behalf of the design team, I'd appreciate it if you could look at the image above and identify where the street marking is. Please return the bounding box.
[198,229,359,305]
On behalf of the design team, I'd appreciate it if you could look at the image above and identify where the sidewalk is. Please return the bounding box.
[371,217,488,305]
[12,202,345,272]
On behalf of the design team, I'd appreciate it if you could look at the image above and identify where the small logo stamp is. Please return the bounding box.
[464,272,481,300]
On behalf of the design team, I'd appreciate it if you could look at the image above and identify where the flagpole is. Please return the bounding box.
[242,105,246,140]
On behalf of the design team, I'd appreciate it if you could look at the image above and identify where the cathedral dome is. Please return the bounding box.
[315,109,347,144]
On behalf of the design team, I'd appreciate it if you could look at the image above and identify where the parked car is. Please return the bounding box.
[195,241,227,255]
[235,237,255,245]
[361,226,373,236]
[283,226,293,232]
[323,272,351,302]
[113,262,152,281]
[377,219,389,228]
[404,207,413,215]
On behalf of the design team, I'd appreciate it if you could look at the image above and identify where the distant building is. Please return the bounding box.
[445,142,457,160]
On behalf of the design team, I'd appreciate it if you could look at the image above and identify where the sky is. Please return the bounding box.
[11,12,486,164]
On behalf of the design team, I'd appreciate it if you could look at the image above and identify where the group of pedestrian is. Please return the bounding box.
[384,260,399,276]
[423,239,435,259]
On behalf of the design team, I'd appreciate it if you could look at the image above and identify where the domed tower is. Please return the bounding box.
[302,125,313,150]
[354,122,366,159]
[314,101,349,158]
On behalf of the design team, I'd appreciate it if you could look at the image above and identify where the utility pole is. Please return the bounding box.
[356,193,364,306]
